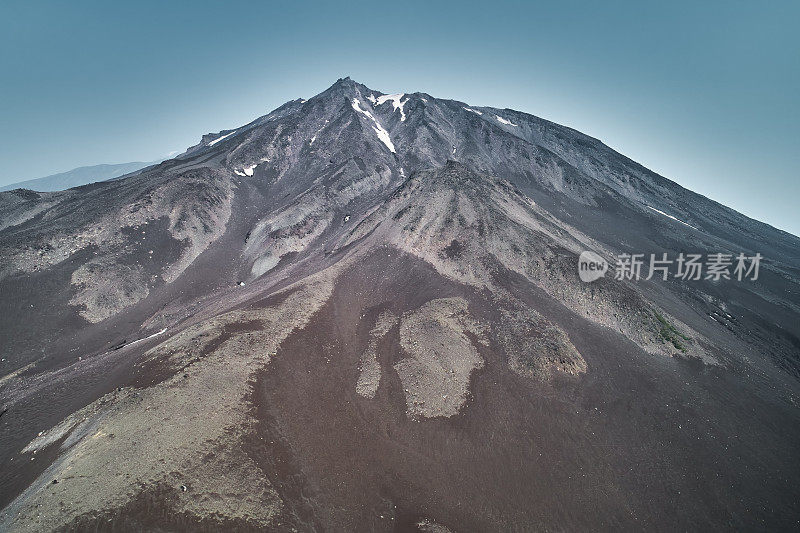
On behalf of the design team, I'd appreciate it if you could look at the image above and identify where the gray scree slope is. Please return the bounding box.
[0,78,798,531]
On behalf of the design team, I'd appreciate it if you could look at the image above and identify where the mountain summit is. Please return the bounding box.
[1,79,798,530]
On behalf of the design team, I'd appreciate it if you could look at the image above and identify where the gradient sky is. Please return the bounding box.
[1,0,798,235]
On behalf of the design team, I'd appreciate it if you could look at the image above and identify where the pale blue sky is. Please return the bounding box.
[1,0,798,234]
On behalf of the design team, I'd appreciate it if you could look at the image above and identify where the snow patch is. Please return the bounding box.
[352,99,396,153]
[208,130,236,146]
[645,206,698,230]
[310,121,327,146]
[376,93,408,121]
[495,115,518,127]
[366,94,377,104]
[127,327,168,348]
[235,159,268,177]
[463,107,482,115]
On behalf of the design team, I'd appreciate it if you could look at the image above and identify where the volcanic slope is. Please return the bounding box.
[1,78,799,531]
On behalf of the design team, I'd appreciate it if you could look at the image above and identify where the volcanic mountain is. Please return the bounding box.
[0,162,155,193]
[1,78,798,531]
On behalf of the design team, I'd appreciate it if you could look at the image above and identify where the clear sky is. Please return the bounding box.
[1,1,798,235]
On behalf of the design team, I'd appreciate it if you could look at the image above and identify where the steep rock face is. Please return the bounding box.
[0,78,799,531]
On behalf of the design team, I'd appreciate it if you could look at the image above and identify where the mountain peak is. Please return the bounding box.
[331,76,366,91]
[313,76,372,102]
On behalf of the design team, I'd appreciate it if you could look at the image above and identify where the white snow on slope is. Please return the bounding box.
[366,94,377,104]
[495,115,518,127]
[352,99,396,153]
[127,327,168,348]
[376,93,408,121]
[463,107,483,115]
[234,160,268,177]
[309,120,329,145]
[208,130,236,146]
[646,206,698,230]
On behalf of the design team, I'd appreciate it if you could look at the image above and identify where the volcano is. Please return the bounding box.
[1,78,798,531]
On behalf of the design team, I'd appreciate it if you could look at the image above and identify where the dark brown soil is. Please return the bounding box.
[247,248,800,531]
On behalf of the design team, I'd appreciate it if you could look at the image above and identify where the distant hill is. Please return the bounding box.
[0,161,154,192]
